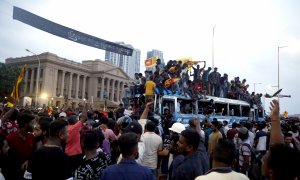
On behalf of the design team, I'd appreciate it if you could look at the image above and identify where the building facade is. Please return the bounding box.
[5,52,132,109]
[105,42,140,79]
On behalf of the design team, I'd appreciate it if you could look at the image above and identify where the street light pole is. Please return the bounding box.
[277,46,287,103]
[253,82,262,93]
[212,25,216,69]
[26,49,40,108]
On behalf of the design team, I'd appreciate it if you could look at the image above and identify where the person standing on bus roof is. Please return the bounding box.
[208,67,221,97]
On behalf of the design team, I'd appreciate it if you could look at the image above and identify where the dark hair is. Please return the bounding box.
[82,130,104,150]
[211,120,220,129]
[49,120,68,137]
[232,122,237,128]
[17,113,35,128]
[8,109,18,121]
[145,120,156,132]
[238,131,249,141]
[39,116,51,138]
[213,139,236,165]
[180,129,200,151]
[284,132,292,137]
[223,121,228,125]
[118,132,138,157]
[268,144,300,180]
[67,115,77,125]
[87,111,94,119]
[244,122,253,130]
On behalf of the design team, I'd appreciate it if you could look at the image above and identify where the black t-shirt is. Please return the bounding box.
[28,146,72,180]
[76,152,110,180]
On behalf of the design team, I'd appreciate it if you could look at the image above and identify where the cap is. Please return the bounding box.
[66,111,72,116]
[169,122,186,134]
[237,127,248,135]
[59,112,67,117]
[124,121,143,135]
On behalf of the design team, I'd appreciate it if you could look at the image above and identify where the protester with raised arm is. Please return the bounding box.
[260,100,299,180]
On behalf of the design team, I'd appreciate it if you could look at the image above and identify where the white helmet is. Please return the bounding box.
[169,122,186,134]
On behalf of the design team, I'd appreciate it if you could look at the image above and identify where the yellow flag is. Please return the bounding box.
[11,64,27,102]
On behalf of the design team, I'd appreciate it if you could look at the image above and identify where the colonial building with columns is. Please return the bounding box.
[5,52,133,109]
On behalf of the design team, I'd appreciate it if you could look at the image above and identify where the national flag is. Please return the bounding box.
[165,78,180,87]
[145,56,157,68]
[10,64,27,103]
[176,58,200,69]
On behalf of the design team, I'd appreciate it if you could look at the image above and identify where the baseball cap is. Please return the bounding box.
[169,122,186,134]
[237,127,248,135]
[124,121,143,135]
[59,112,67,117]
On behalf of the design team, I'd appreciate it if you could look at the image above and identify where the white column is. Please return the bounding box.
[111,79,115,102]
[23,68,29,94]
[60,70,65,97]
[100,77,105,100]
[53,69,58,97]
[75,74,80,99]
[82,75,86,99]
[68,73,73,99]
[116,81,120,102]
[29,68,35,94]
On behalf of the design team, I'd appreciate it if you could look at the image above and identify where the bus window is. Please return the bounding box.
[241,106,250,117]
[162,99,175,114]
[229,105,240,116]
[178,99,196,114]
[214,103,228,116]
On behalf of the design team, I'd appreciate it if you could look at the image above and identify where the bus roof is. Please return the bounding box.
[200,95,250,106]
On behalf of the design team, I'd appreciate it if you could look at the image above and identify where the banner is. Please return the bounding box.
[11,64,26,103]
[145,56,157,68]
[13,6,133,56]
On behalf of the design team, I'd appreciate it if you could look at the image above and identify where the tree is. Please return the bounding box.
[0,63,22,101]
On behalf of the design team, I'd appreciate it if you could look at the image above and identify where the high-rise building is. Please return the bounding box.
[147,49,164,63]
[105,42,140,79]
[146,49,164,72]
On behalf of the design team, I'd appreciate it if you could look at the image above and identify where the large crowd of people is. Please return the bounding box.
[122,59,263,110]
[0,97,299,180]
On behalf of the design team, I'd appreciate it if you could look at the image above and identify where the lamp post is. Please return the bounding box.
[212,25,216,69]
[253,83,262,93]
[277,46,287,102]
[26,49,40,108]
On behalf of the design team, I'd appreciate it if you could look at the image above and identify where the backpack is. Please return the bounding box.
[241,143,260,180]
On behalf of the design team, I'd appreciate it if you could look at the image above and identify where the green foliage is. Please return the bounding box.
[0,63,22,101]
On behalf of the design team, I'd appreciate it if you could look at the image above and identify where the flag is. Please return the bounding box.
[11,64,27,103]
[145,56,157,68]
[176,58,200,69]
[165,78,180,87]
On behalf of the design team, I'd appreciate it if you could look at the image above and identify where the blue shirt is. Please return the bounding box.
[173,152,204,180]
[101,159,154,180]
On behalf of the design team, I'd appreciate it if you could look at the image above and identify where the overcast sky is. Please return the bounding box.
[0,0,299,114]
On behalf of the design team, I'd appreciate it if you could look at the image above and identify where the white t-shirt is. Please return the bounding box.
[117,141,145,164]
[248,130,255,147]
[141,132,163,169]
[138,119,147,134]
[195,170,249,180]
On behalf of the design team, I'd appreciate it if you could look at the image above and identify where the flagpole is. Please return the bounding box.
[26,49,40,108]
